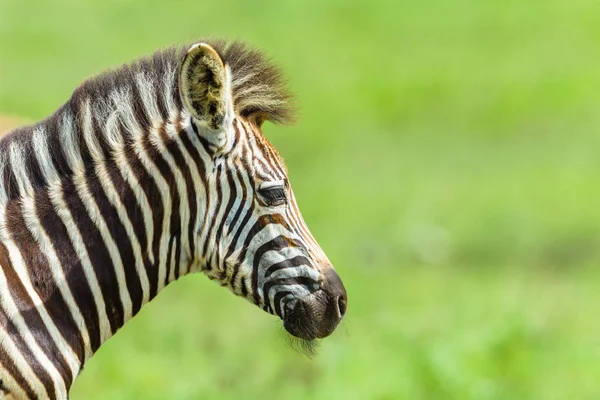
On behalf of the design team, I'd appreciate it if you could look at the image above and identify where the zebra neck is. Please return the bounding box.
[0,104,209,389]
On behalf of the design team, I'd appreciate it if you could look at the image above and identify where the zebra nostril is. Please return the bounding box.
[336,295,347,318]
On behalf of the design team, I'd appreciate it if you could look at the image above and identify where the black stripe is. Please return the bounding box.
[263,277,318,300]
[61,180,124,333]
[202,164,223,270]
[273,290,292,318]
[128,79,151,132]
[151,63,169,121]
[264,255,311,278]
[191,122,213,156]
[165,236,175,282]
[48,113,74,178]
[174,237,181,279]
[263,277,318,315]
[250,232,304,305]
[123,141,161,299]
[239,276,248,297]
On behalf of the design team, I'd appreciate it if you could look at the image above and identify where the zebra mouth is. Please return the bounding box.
[282,281,347,340]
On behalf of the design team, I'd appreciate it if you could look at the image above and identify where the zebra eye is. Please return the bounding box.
[258,186,287,207]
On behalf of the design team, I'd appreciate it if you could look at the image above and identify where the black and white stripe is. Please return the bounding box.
[0,40,341,399]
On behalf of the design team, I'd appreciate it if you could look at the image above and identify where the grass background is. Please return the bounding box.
[2,0,600,398]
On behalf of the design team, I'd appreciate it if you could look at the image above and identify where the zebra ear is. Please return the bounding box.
[179,43,232,131]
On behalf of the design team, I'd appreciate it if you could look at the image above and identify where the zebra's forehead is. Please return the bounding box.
[234,119,289,181]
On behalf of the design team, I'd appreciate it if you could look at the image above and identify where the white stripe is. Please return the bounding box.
[162,62,178,119]
[135,73,162,125]
[261,248,317,281]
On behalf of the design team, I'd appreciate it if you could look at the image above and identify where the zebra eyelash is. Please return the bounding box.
[257,184,287,207]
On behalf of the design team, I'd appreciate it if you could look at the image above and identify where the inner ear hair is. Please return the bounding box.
[179,43,228,130]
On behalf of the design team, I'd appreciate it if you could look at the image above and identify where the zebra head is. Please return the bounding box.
[179,43,347,341]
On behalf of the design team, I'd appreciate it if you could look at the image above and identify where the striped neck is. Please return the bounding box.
[0,93,208,394]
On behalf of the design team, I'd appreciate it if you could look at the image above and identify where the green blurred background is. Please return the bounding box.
[2,0,600,398]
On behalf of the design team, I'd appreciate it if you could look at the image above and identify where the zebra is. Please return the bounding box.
[0,40,347,399]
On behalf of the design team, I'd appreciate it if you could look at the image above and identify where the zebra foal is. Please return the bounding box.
[0,40,347,399]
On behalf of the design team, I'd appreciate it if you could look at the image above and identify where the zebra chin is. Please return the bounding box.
[281,267,347,340]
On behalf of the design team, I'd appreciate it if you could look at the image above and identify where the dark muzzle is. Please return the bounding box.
[283,267,347,340]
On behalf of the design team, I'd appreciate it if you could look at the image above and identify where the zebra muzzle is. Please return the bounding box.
[282,267,347,340]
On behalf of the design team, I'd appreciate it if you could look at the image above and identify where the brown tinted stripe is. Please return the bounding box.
[0,249,38,399]
[4,201,77,384]
[0,339,37,399]
[0,243,56,398]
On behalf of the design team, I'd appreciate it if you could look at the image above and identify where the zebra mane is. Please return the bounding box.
[74,40,295,126]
